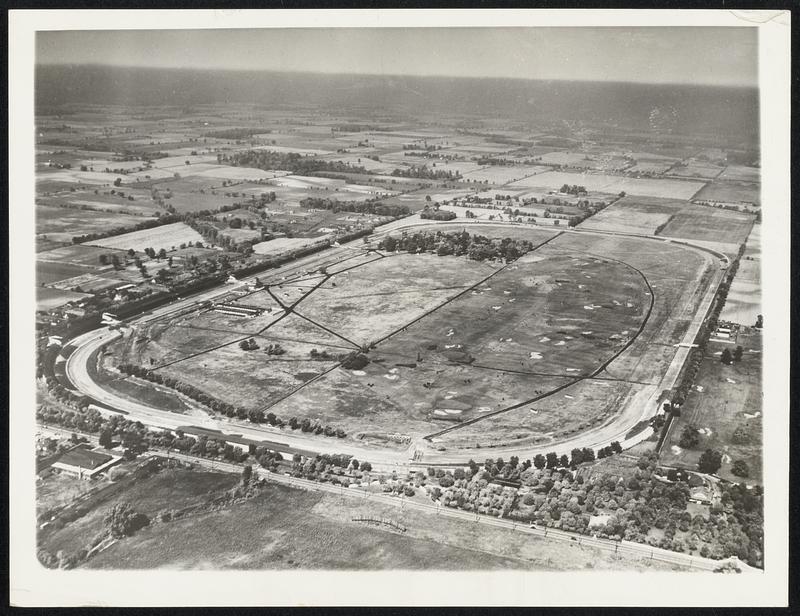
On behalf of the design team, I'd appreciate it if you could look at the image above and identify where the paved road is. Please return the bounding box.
[62,219,726,468]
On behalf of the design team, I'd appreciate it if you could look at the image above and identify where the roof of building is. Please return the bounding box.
[57,446,113,470]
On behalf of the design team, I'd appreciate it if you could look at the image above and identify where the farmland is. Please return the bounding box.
[656,206,755,248]
[578,196,688,235]
[83,222,204,252]
[507,171,706,200]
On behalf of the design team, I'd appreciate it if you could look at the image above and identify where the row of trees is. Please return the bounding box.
[218,150,369,176]
[391,165,461,180]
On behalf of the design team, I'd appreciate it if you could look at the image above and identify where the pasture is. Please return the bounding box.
[578,196,688,235]
[694,181,760,206]
[719,224,761,326]
[83,222,204,252]
[507,171,706,200]
[656,206,754,247]
[460,165,549,185]
[37,206,148,243]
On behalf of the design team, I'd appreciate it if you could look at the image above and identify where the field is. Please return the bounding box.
[667,162,725,180]
[659,334,763,484]
[578,196,688,235]
[718,165,760,183]
[37,286,92,311]
[83,222,204,252]
[694,181,760,206]
[459,165,549,185]
[76,470,680,571]
[37,206,148,243]
[656,207,754,247]
[506,171,706,200]
[38,467,239,558]
[719,224,761,326]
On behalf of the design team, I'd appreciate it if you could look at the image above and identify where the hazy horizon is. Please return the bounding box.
[33,62,760,90]
[36,27,758,88]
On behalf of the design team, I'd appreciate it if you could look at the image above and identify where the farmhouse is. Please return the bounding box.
[49,445,121,480]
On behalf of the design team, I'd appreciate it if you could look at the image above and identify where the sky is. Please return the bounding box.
[36,27,758,87]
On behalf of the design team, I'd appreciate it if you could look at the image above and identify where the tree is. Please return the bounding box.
[679,425,700,449]
[754,314,763,329]
[98,254,109,266]
[731,459,750,478]
[99,428,114,449]
[545,452,559,469]
[559,454,570,468]
[720,348,733,365]
[114,178,122,187]
[533,454,546,469]
[103,503,149,538]
[360,462,372,472]
[698,449,723,474]
[158,248,167,260]
[733,346,744,362]
[241,464,253,484]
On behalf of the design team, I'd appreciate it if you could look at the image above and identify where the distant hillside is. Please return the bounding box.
[35,65,759,146]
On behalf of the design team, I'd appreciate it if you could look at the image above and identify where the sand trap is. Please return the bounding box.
[582,331,593,335]
[566,368,579,372]
[442,409,462,415]
[444,394,454,400]
[539,337,550,342]
[389,368,398,374]
[509,298,516,303]
[722,454,732,464]
[555,341,566,346]
[352,370,366,376]
[626,302,634,308]
[384,374,399,381]
[744,411,761,419]
[713,351,723,356]
[671,445,683,455]
[613,300,621,305]
[433,410,447,416]
[477,407,491,413]
[696,385,705,392]
[503,290,512,295]
[529,409,539,414]
[726,378,737,384]
[584,305,594,311]
[529,352,543,360]
[446,329,455,337]
[622,330,629,335]
[565,335,574,340]
[492,306,502,311]
[564,394,574,399]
